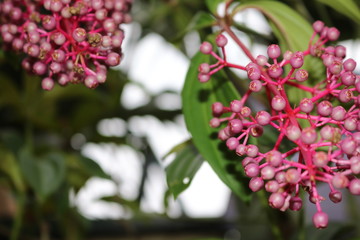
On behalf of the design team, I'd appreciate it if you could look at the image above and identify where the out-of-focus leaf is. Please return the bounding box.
[101,195,139,211]
[0,130,24,154]
[306,222,356,240]
[78,155,110,179]
[182,51,251,202]
[19,149,65,201]
[0,148,25,192]
[205,0,224,15]
[317,0,360,24]
[187,12,216,32]
[165,139,204,199]
[66,153,110,192]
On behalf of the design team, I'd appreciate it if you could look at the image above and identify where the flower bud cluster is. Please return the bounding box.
[0,0,132,90]
[200,21,360,228]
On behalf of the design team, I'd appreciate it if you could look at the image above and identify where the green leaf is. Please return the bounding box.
[317,0,360,24]
[182,52,251,202]
[186,11,216,32]
[19,149,65,201]
[205,0,224,15]
[234,1,313,51]
[0,149,25,192]
[78,155,110,179]
[165,139,204,199]
[233,0,320,104]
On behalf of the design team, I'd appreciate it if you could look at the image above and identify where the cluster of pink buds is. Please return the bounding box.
[199,21,360,228]
[0,0,132,90]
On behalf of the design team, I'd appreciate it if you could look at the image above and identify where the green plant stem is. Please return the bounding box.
[257,191,284,240]
[11,193,25,240]
[297,208,305,240]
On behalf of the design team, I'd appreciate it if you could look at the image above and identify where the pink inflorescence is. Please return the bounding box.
[199,20,360,229]
[0,0,132,90]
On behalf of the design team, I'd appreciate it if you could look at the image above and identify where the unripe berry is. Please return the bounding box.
[235,144,246,156]
[41,77,54,90]
[317,101,332,116]
[301,127,317,144]
[289,196,302,211]
[286,125,301,141]
[84,75,99,89]
[267,64,283,78]
[249,177,264,192]
[344,117,357,131]
[246,144,259,158]
[329,191,342,203]
[327,27,340,41]
[295,69,308,82]
[198,63,210,74]
[285,168,300,184]
[340,137,356,155]
[332,173,349,189]
[218,128,230,141]
[229,119,243,134]
[267,44,281,59]
[106,52,121,66]
[320,125,334,141]
[269,192,285,209]
[240,106,251,117]
[33,61,47,75]
[216,34,227,47]
[271,95,286,111]
[313,212,328,229]
[338,89,353,103]
[350,156,360,174]
[329,60,343,75]
[349,179,360,195]
[299,98,314,113]
[200,42,212,54]
[210,118,221,128]
[331,106,346,121]
[245,163,259,177]
[313,151,329,167]
[343,58,357,72]
[265,180,280,193]
[341,71,356,86]
[256,55,268,66]
[230,100,242,113]
[255,110,271,126]
[212,102,223,116]
[72,28,87,42]
[246,63,261,80]
[226,137,239,150]
[322,53,335,67]
[261,165,275,180]
[249,80,262,92]
[335,45,346,58]
[290,51,304,69]
[313,20,324,33]
[198,73,210,83]
[283,50,293,60]
[266,150,282,167]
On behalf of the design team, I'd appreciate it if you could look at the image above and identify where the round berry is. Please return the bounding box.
[200,42,212,54]
[267,44,281,59]
[313,212,328,229]
[271,95,286,111]
[216,34,228,47]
